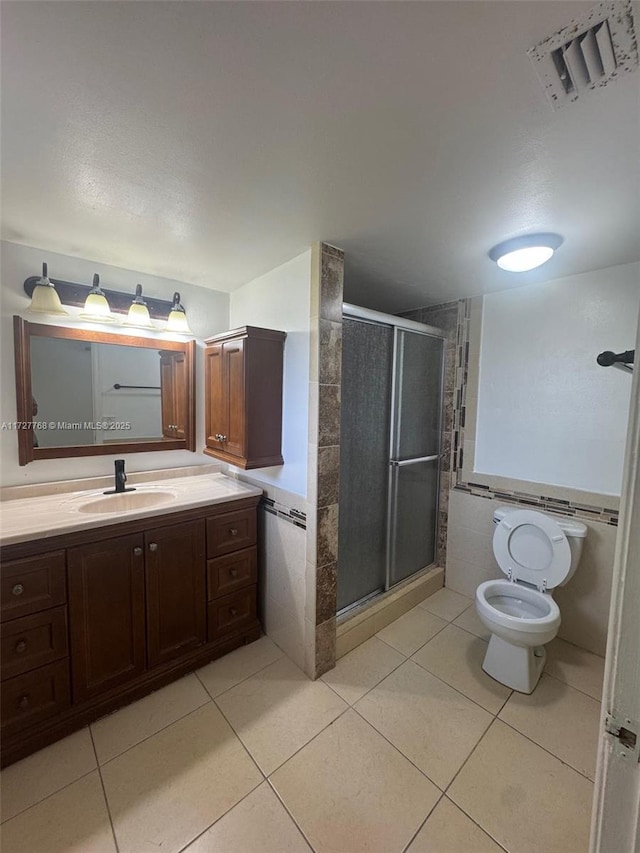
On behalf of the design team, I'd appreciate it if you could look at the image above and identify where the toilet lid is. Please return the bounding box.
[493,509,571,591]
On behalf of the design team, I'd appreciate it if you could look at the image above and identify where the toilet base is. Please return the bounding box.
[482,634,547,694]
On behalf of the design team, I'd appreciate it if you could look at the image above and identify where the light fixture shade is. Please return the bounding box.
[79,274,115,322]
[166,291,193,334]
[124,284,153,328]
[489,233,563,272]
[27,263,69,316]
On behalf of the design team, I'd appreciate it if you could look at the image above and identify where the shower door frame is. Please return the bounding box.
[342,303,446,604]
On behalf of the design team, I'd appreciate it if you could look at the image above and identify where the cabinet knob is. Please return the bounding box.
[18,694,29,710]
[133,547,143,557]
[149,543,158,552]
[229,528,239,537]
[220,435,227,442]
[12,583,24,597]
[229,607,238,617]
[15,639,27,654]
[229,568,238,578]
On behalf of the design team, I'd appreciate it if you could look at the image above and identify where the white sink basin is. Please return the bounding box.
[76,490,176,514]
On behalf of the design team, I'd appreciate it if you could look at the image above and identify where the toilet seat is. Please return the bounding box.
[493,509,571,591]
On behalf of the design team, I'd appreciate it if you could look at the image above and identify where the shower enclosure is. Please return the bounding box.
[337,304,445,613]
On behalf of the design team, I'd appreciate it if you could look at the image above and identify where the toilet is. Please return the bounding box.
[475,507,587,694]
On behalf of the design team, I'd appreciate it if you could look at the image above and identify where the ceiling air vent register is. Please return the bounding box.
[528,0,638,110]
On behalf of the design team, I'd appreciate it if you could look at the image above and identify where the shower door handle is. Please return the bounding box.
[390,455,440,466]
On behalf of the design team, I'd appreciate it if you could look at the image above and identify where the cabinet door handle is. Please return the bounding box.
[229,568,238,578]
[229,607,238,617]
[149,543,158,552]
[133,547,143,557]
[229,528,238,537]
[15,639,27,654]
[11,583,24,597]
[220,435,227,442]
[18,694,29,710]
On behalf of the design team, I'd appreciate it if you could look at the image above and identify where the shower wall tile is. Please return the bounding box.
[316,562,338,626]
[317,504,339,567]
[317,445,340,507]
[318,385,341,447]
[315,617,337,677]
[318,320,342,385]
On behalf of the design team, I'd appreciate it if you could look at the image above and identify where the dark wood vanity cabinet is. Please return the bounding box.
[204,326,286,469]
[0,496,260,767]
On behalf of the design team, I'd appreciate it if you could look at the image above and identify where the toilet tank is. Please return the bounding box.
[493,506,587,586]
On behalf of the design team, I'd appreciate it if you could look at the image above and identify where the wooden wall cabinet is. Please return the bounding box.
[159,350,189,440]
[204,326,286,469]
[0,496,260,767]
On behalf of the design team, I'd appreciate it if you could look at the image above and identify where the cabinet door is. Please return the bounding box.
[205,343,227,449]
[223,339,245,459]
[145,520,206,668]
[68,534,146,702]
[172,351,188,440]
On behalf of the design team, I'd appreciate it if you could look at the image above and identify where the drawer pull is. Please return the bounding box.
[229,528,239,537]
[12,584,24,597]
[229,568,238,578]
[229,607,238,617]
[149,543,158,552]
[15,639,28,654]
[18,694,30,710]
[133,547,143,557]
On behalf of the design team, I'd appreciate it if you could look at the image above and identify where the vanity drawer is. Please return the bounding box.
[207,509,256,557]
[1,552,67,622]
[1,606,68,681]
[1,660,70,735]
[208,547,257,600]
[208,586,257,640]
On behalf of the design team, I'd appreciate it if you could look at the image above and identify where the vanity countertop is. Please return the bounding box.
[0,472,263,547]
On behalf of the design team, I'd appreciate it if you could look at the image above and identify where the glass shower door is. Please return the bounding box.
[337,319,394,611]
[387,329,444,586]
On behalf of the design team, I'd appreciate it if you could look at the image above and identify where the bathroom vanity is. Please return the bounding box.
[0,472,262,767]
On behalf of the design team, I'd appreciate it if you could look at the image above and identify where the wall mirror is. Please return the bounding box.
[13,317,196,465]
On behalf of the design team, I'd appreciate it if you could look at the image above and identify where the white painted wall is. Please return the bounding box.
[0,241,229,485]
[475,263,640,496]
[228,250,311,498]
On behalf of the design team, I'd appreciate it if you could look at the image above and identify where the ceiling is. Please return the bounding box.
[2,1,639,312]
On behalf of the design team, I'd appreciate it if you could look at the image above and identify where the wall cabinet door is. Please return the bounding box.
[223,339,245,459]
[68,534,146,702]
[145,519,206,668]
[160,351,189,440]
[205,343,226,448]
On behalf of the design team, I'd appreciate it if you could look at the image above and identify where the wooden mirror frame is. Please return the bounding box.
[13,316,196,466]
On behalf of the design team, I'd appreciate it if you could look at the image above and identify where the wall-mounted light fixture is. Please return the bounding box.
[489,233,563,272]
[26,263,69,316]
[79,274,115,322]
[124,284,154,328]
[166,292,193,335]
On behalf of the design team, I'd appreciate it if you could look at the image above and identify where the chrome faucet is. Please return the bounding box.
[104,459,136,495]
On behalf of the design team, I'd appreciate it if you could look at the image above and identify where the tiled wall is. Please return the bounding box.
[307,243,344,677]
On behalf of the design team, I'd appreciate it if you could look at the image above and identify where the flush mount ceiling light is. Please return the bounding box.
[124,284,154,328]
[489,233,563,272]
[79,274,115,322]
[27,263,69,316]
[166,291,193,335]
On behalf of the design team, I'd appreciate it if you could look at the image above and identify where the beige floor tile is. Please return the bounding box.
[183,782,309,852]
[499,673,600,779]
[1,771,116,853]
[196,635,283,698]
[545,637,605,700]
[453,603,491,641]
[407,796,504,852]
[376,605,447,656]
[91,673,210,764]
[1,727,96,823]
[449,720,593,853]
[101,702,262,853]
[322,636,405,705]
[419,587,471,622]
[216,656,347,775]
[271,710,440,853]
[412,624,512,714]
[355,660,492,789]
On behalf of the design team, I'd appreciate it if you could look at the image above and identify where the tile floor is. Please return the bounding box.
[0,588,605,853]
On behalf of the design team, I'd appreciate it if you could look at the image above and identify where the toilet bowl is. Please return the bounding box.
[475,508,586,694]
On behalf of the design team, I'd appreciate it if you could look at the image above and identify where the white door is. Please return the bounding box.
[590,317,640,853]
